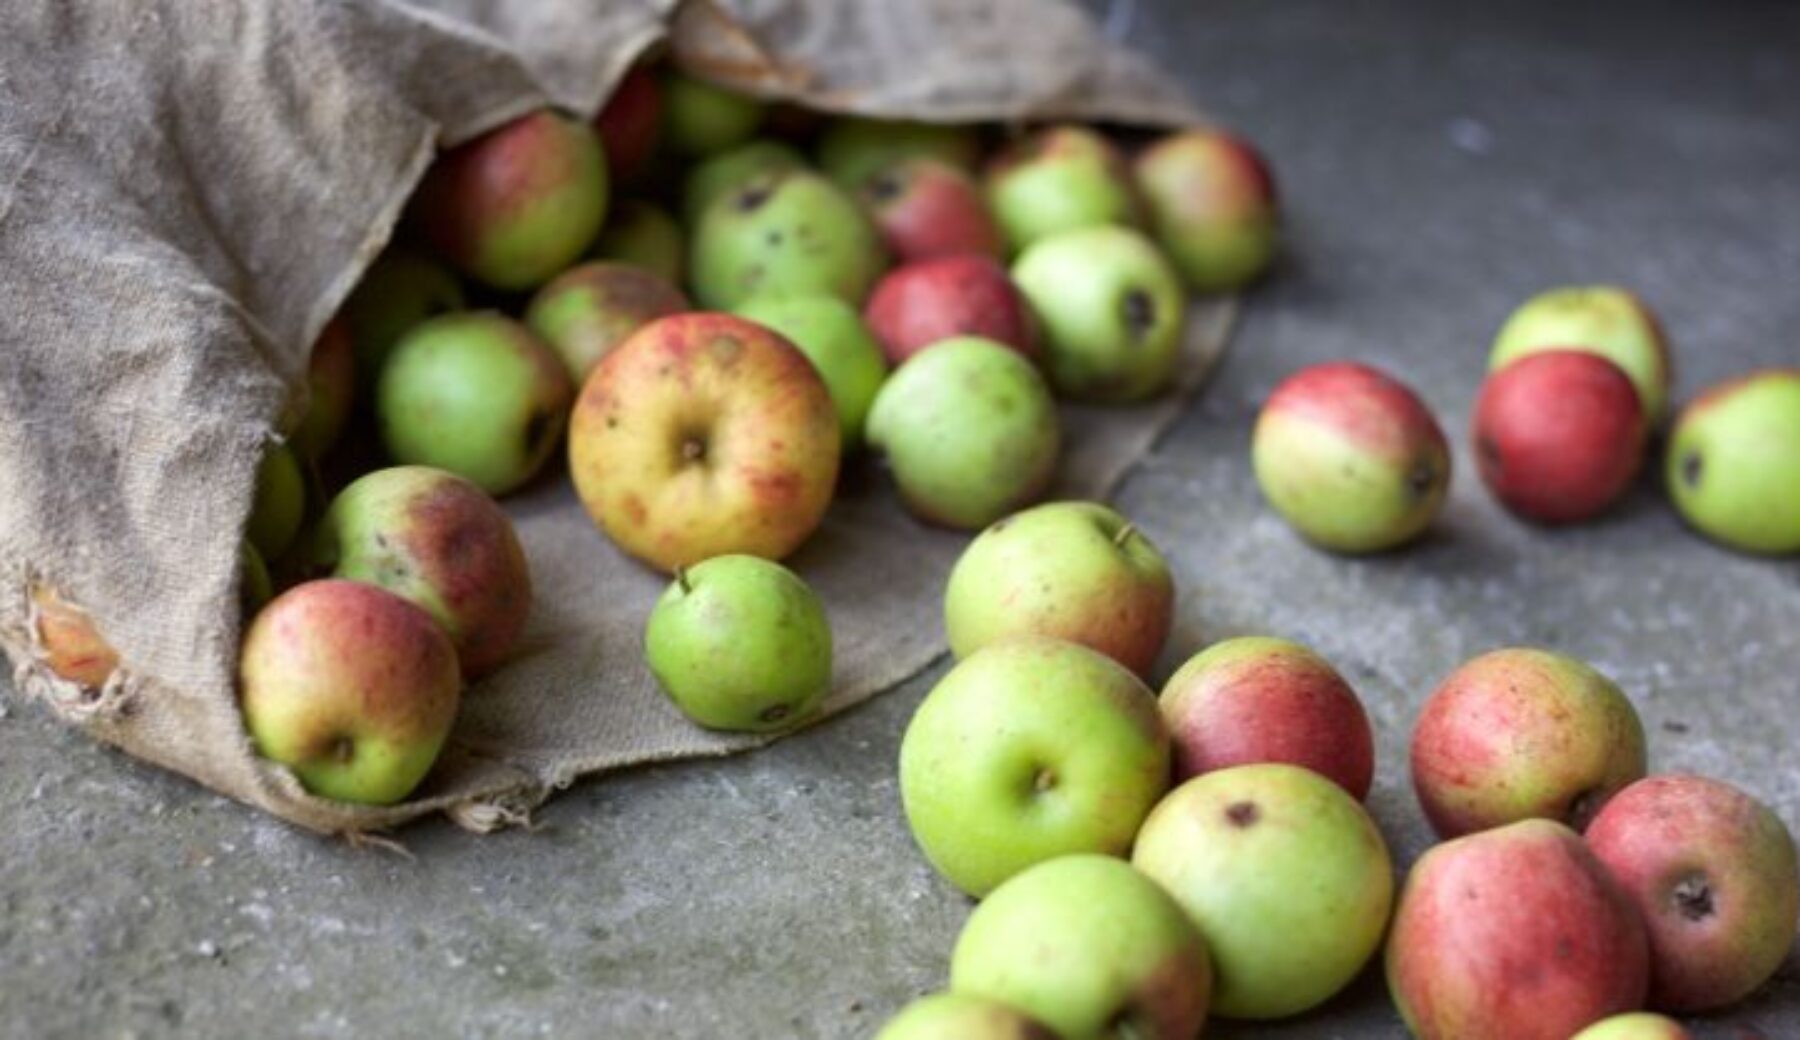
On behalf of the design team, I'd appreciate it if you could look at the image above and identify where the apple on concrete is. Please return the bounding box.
[589,199,685,285]
[863,255,1038,367]
[817,116,981,188]
[31,584,119,689]
[239,579,461,805]
[944,501,1172,676]
[568,313,839,572]
[1251,361,1451,553]
[377,312,574,497]
[855,157,1003,262]
[1665,368,1800,555]
[290,315,354,460]
[874,993,1055,1040]
[984,125,1142,253]
[690,168,888,309]
[1411,647,1646,838]
[681,139,806,227]
[1489,285,1673,421]
[733,294,889,451]
[659,70,765,158]
[1132,763,1394,1020]
[949,855,1211,1040]
[1387,818,1649,1040]
[1159,635,1375,799]
[340,246,466,388]
[1570,1013,1693,1040]
[1586,774,1800,1011]
[249,442,305,562]
[593,63,661,183]
[898,638,1169,897]
[525,261,690,383]
[1134,128,1280,292]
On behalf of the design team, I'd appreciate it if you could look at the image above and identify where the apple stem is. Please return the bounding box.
[1113,523,1138,548]
[675,566,691,594]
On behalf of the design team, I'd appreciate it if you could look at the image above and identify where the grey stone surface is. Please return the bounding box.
[5,0,1800,1037]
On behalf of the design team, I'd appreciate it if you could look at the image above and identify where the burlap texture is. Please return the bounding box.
[0,0,1232,834]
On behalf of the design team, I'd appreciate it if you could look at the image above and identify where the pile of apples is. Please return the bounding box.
[878,500,1798,1039]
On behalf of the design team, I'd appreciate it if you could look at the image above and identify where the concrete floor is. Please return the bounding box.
[6,0,1800,1036]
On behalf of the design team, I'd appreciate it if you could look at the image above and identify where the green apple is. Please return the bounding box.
[945,501,1172,676]
[1133,129,1279,292]
[1570,1013,1692,1040]
[1132,763,1395,1019]
[984,126,1141,253]
[866,337,1059,530]
[817,116,981,188]
[239,579,461,805]
[240,541,274,617]
[643,555,831,731]
[377,312,574,496]
[899,637,1169,896]
[290,316,354,459]
[1489,285,1672,421]
[660,71,765,157]
[949,855,1211,1040]
[248,442,305,562]
[525,261,690,382]
[341,246,466,388]
[875,993,1054,1040]
[734,294,888,451]
[1011,225,1186,402]
[682,139,806,227]
[1665,369,1800,555]
[690,168,888,309]
[590,199,685,285]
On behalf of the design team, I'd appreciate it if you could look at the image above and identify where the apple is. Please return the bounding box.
[1665,369,1800,555]
[660,70,765,158]
[240,541,274,616]
[1251,361,1451,553]
[290,315,354,460]
[239,579,461,805]
[984,126,1141,253]
[949,855,1211,1040]
[309,466,531,678]
[943,501,1172,676]
[568,312,839,572]
[411,109,608,291]
[594,63,661,183]
[1489,285,1672,421]
[1011,225,1187,402]
[1474,350,1647,523]
[817,116,981,188]
[681,138,806,227]
[643,554,831,732]
[898,637,1169,896]
[856,157,1004,262]
[1585,774,1800,1011]
[874,993,1054,1040]
[1387,819,1650,1040]
[589,199,685,285]
[1569,1013,1693,1040]
[30,584,118,689]
[862,255,1038,367]
[733,294,889,451]
[378,312,574,496]
[248,442,305,561]
[340,246,466,388]
[1411,647,1647,838]
[865,337,1060,530]
[1132,763,1394,1019]
[524,261,690,382]
[1159,636,1374,799]
[1133,129,1279,292]
[689,168,888,309]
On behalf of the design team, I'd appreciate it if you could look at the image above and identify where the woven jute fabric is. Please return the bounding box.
[0,0,1230,834]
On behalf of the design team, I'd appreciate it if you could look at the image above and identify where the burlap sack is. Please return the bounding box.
[0,0,1233,834]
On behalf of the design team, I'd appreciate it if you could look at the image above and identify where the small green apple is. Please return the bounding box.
[1569,1013,1692,1040]
[643,555,832,732]
[1489,285,1672,421]
[590,199,685,285]
[874,994,1055,1040]
[690,168,888,309]
[984,126,1141,253]
[1665,369,1800,555]
[682,139,806,227]
[340,246,466,388]
[817,116,981,188]
[734,294,888,451]
[660,71,765,157]
[248,442,305,562]
[239,541,274,617]
[525,261,690,382]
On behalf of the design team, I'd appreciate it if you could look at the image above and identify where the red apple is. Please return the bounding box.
[1586,774,1800,1011]
[31,585,118,689]
[856,157,1003,262]
[862,256,1037,367]
[1474,350,1646,523]
[594,64,661,183]
[1387,819,1650,1040]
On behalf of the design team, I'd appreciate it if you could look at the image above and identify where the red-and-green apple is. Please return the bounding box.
[590,199,685,285]
[659,71,765,158]
[1474,350,1646,523]
[984,126,1141,253]
[290,316,354,459]
[690,168,888,309]
[525,261,690,382]
[874,994,1055,1040]
[856,157,1003,262]
[681,139,806,227]
[817,116,981,188]
[1489,285,1672,421]
[594,63,661,183]
[1665,369,1800,555]
[340,246,466,388]
[249,442,305,562]
[1133,129,1278,293]
[733,294,889,451]
[863,255,1038,367]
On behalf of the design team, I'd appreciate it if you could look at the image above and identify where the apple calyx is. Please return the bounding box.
[1672,873,1715,921]
[329,736,355,764]
[1121,290,1156,341]
[1225,800,1260,827]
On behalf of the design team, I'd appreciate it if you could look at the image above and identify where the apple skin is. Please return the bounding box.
[865,337,1060,530]
[984,126,1142,253]
[1011,225,1187,403]
[1569,1013,1693,1040]
[589,199,685,285]
[1133,129,1279,292]
[898,638,1170,897]
[1474,350,1647,524]
[1489,285,1672,421]
[1132,763,1394,1020]
[412,110,609,291]
[240,541,274,616]
[949,855,1211,1040]
[593,63,661,183]
[1386,819,1650,1040]
[659,71,765,158]
[874,993,1055,1040]
[643,554,831,732]
[1159,636,1374,800]
[856,158,1004,263]
[238,579,461,806]
[290,316,355,460]
[568,312,839,572]
[341,246,466,389]
[943,501,1172,677]
[681,139,806,228]
[817,116,981,188]
[249,442,305,562]
[308,466,531,678]
[1251,361,1451,553]
[1585,774,1800,1011]
[863,255,1038,368]
[1411,647,1647,838]
[689,168,888,309]
[524,261,690,382]
[733,294,889,451]
[30,585,119,689]
[1665,369,1800,555]
[377,312,574,497]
